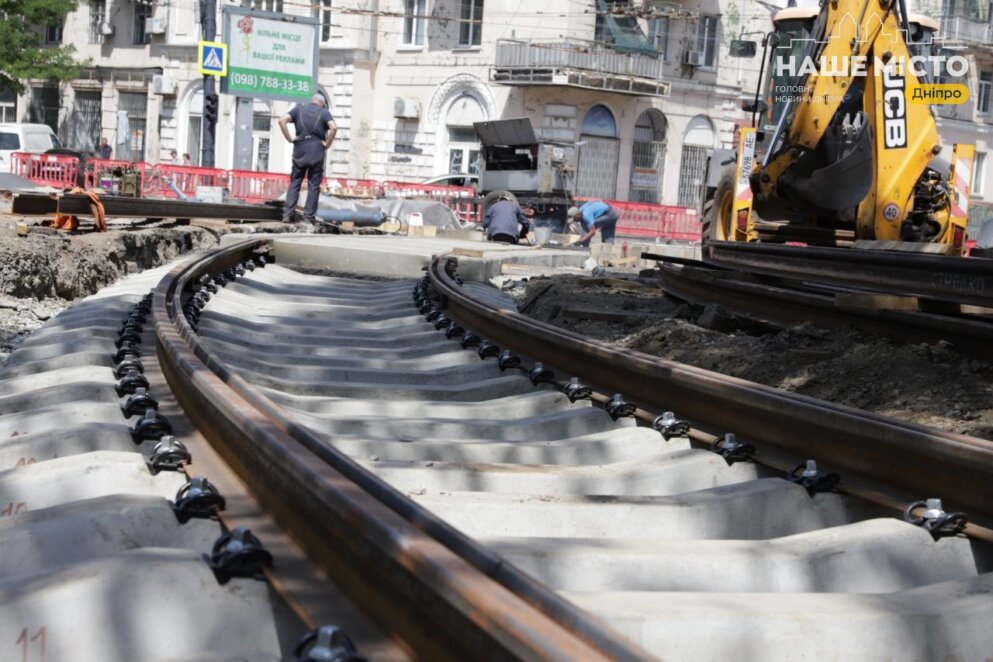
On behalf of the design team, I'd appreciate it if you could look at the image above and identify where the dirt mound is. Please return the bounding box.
[0,223,220,363]
[519,276,993,440]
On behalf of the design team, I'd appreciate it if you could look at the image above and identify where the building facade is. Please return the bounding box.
[12,0,773,207]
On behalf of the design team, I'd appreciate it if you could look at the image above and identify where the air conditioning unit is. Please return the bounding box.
[393,97,421,119]
[99,22,115,36]
[682,50,705,66]
[152,74,176,95]
[145,17,166,35]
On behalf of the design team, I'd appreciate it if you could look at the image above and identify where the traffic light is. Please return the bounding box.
[204,93,219,124]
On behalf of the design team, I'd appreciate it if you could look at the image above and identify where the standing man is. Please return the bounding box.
[568,200,619,246]
[98,137,112,159]
[483,194,531,244]
[278,94,336,223]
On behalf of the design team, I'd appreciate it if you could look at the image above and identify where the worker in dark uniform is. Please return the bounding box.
[278,94,337,222]
[483,194,531,244]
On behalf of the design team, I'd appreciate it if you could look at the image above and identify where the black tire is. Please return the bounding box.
[482,190,518,211]
[701,164,737,245]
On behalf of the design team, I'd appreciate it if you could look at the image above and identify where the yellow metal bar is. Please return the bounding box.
[733,127,758,241]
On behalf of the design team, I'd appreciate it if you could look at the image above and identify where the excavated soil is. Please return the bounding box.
[516,276,993,441]
[0,219,221,363]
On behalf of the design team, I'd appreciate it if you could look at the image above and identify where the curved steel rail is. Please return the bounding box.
[429,256,993,530]
[658,262,993,359]
[706,241,993,307]
[152,239,650,661]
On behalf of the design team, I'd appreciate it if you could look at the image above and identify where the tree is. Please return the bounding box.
[0,0,83,93]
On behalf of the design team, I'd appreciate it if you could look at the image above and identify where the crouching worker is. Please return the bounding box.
[568,200,619,246]
[483,193,531,244]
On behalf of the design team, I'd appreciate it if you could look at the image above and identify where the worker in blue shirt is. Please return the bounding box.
[568,200,619,246]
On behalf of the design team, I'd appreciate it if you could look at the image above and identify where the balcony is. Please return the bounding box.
[490,39,670,97]
[937,14,993,48]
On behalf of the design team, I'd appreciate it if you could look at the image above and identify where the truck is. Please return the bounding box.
[472,118,578,233]
[702,3,972,255]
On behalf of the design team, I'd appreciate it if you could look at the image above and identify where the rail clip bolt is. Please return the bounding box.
[709,432,755,464]
[426,309,442,323]
[209,527,272,584]
[563,377,592,402]
[132,407,173,443]
[113,341,141,364]
[114,356,144,378]
[497,350,521,371]
[461,332,482,349]
[605,393,636,419]
[477,340,500,359]
[653,411,692,441]
[529,362,555,385]
[433,315,452,330]
[903,498,969,539]
[445,324,465,339]
[294,626,366,662]
[788,460,840,495]
[117,368,150,396]
[174,476,226,523]
[148,436,192,475]
[120,387,158,418]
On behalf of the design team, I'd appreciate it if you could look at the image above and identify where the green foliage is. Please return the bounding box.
[0,0,83,93]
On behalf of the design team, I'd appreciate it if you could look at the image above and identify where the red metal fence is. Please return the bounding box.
[11,153,700,241]
[10,153,79,189]
[576,197,701,242]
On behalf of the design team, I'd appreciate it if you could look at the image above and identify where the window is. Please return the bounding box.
[696,15,719,68]
[246,0,283,11]
[134,1,153,45]
[649,16,668,57]
[45,24,63,44]
[321,0,333,41]
[447,126,481,174]
[403,0,425,46]
[974,152,987,196]
[118,91,148,161]
[978,71,992,114]
[0,134,19,150]
[89,0,106,44]
[458,0,483,47]
[29,86,59,132]
[0,87,15,123]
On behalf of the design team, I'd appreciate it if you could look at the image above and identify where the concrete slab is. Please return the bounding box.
[482,519,979,593]
[0,549,290,662]
[0,423,135,470]
[272,235,588,281]
[320,428,688,465]
[0,451,185,515]
[0,494,218,577]
[364,450,757,496]
[564,574,993,661]
[409,479,853,540]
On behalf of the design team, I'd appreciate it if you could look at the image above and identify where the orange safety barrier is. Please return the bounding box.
[576,198,701,242]
[10,152,80,189]
[228,169,290,205]
[383,181,479,224]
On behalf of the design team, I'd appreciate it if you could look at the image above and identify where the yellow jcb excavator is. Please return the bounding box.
[703,0,974,255]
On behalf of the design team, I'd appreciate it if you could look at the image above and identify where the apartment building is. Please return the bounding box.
[920,0,993,231]
[13,0,771,206]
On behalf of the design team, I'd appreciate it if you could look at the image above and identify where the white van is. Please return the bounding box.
[0,123,62,173]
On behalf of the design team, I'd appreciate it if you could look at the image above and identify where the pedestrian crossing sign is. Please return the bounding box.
[198,41,228,77]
